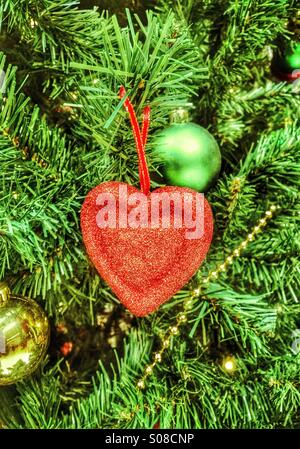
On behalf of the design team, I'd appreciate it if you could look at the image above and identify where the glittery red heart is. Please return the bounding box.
[81,181,213,317]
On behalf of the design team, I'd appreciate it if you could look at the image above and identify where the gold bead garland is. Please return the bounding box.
[137,204,278,389]
[222,355,237,373]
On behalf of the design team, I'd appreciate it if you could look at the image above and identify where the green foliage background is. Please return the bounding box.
[0,0,299,429]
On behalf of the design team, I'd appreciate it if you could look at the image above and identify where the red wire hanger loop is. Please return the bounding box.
[119,86,151,195]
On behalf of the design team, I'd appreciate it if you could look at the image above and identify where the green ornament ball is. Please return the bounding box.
[274,43,300,73]
[285,43,300,71]
[154,123,221,192]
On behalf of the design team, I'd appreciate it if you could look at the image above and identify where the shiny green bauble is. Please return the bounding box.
[273,43,300,73]
[285,43,300,71]
[0,282,50,385]
[154,123,221,192]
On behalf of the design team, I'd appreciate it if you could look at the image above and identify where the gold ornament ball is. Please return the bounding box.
[0,282,50,385]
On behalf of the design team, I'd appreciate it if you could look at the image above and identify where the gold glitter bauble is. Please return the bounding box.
[0,282,50,385]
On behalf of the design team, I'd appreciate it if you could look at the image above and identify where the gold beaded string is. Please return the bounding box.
[137,204,278,390]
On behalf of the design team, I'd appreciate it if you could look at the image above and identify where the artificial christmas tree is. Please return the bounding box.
[0,0,299,429]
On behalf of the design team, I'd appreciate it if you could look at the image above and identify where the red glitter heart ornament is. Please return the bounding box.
[81,181,213,316]
[80,88,214,316]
